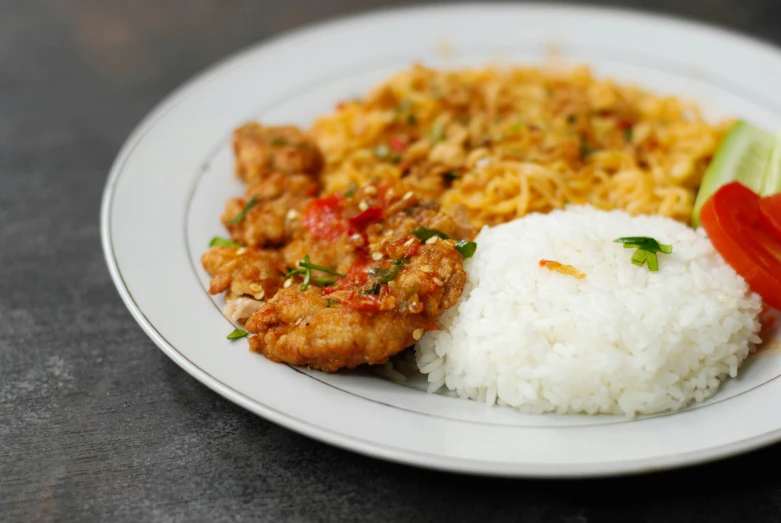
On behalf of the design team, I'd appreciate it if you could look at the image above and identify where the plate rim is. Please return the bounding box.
[101,1,781,477]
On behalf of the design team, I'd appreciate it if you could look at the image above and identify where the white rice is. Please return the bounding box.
[416,206,762,417]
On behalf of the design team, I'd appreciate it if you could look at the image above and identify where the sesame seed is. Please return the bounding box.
[476,157,491,168]
[256,289,265,300]
[433,277,444,287]
[371,252,383,261]
[286,209,299,220]
[402,191,414,200]
[358,200,369,211]
[365,186,377,195]
[237,247,247,255]
[404,237,416,247]
[420,265,433,273]
[412,328,424,341]
[283,279,293,288]
[249,283,263,292]
[425,236,439,244]
[294,317,303,326]
[408,302,419,313]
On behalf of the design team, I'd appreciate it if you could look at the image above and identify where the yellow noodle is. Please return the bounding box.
[310,64,729,228]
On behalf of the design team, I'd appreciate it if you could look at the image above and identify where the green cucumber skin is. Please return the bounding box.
[762,129,781,197]
[691,120,773,228]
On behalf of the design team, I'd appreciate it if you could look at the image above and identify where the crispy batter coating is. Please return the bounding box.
[222,173,315,248]
[246,241,465,371]
[233,123,323,185]
[201,247,283,301]
[207,123,475,372]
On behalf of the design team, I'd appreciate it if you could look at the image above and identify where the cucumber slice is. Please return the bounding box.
[761,128,781,197]
[691,121,773,227]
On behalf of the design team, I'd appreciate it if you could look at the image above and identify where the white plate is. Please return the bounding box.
[101,3,781,477]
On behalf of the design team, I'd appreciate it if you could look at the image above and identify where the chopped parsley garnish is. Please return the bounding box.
[209,236,242,248]
[227,328,248,340]
[369,259,406,284]
[228,196,258,225]
[455,240,477,259]
[615,236,673,272]
[411,226,450,242]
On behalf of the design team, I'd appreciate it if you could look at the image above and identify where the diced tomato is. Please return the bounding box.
[700,182,781,310]
[348,207,384,231]
[303,194,349,240]
[323,258,372,295]
[759,193,781,239]
[389,137,406,153]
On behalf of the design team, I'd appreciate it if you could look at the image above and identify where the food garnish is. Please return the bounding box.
[369,258,406,284]
[228,196,258,225]
[295,255,347,291]
[227,328,249,340]
[614,236,673,272]
[209,236,243,248]
[412,227,477,258]
[692,121,781,227]
[759,193,781,238]
[539,259,586,279]
[699,181,781,310]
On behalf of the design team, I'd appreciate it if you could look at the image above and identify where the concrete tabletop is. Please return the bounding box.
[3,0,781,521]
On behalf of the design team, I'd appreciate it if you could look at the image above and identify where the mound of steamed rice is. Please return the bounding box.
[416,206,763,417]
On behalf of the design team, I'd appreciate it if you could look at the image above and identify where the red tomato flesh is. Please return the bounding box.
[700,182,781,310]
[759,193,781,240]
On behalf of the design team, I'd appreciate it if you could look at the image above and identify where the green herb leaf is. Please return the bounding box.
[284,268,306,279]
[412,226,450,242]
[209,236,243,248]
[325,298,340,308]
[229,196,258,225]
[455,240,477,259]
[227,328,249,340]
[645,250,659,271]
[358,282,383,296]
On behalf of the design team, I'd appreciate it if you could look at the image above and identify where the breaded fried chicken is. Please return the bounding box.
[233,123,323,184]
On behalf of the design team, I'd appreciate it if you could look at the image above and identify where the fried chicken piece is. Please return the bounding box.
[245,241,466,371]
[201,247,283,301]
[222,173,316,248]
[233,123,323,185]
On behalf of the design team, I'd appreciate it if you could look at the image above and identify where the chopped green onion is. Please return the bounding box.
[227,328,248,340]
[358,282,383,295]
[369,259,406,284]
[299,255,312,291]
[615,236,673,272]
[344,182,358,197]
[284,268,306,279]
[209,236,242,248]
[229,196,258,225]
[455,240,477,259]
[298,260,347,278]
[325,298,340,308]
[312,277,337,286]
[412,226,450,242]
[631,249,647,266]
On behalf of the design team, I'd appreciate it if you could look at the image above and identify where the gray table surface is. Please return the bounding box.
[4,0,781,521]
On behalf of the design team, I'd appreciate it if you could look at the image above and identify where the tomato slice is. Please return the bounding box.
[700,182,781,310]
[759,193,781,240]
